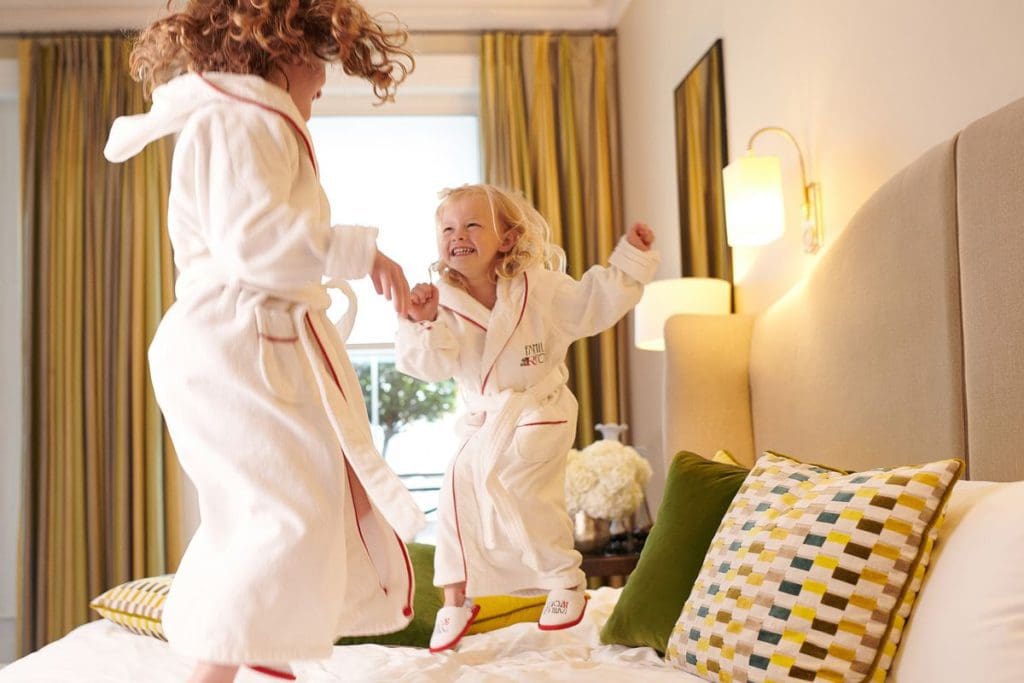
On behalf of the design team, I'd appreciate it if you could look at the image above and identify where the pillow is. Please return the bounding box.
[92,544,546,649]
[890,480,1024,682]
[712,449,745,467]
[338,543,546,645]
[600,451,749,653]
[667,452,962,682]
[469,594,547,634]
[336,542,442,647]
[89,574,172,640]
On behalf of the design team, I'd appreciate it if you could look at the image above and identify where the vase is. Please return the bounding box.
[572,511,611,554]
[594,422,628,442]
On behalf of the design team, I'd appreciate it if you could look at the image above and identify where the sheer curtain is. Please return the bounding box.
[18,35,180,655]
[480,31,629,447]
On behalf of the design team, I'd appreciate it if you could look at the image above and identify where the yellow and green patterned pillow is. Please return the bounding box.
[89,574,171,640]
[90,544,546,648]
[667,452,962,682]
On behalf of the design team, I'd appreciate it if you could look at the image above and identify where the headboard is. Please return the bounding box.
[663,96,1024,482]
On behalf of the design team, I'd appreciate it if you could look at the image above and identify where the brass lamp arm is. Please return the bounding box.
[746,127,810,207]
[743,126,824,254]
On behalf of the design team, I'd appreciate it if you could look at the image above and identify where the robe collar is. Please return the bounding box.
[104,72,317,175]
[438,271,532,394]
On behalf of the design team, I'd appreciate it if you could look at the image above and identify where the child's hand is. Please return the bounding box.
[407,283,439,322]
[626,222,655,251]
[370,250,410,317]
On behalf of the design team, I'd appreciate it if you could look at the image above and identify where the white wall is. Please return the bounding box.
[0,55,22,664]
[617,0,1024,510]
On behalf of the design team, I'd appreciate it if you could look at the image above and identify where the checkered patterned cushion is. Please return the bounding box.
[90,574,171,640]
[667,452,962,682]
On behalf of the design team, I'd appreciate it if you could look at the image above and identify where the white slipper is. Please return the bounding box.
[429,600,481,653]
[538,589,589,631]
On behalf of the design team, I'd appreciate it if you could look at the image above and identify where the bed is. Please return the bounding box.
[1,588,690,682]
[3,95,1023,683]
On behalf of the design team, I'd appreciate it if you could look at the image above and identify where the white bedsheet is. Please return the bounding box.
[0,588,696,682]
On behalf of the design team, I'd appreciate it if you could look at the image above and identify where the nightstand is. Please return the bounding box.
[581,552,640,588]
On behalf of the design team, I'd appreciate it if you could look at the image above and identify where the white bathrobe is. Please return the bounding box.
[104,72,425,664]
[395,241,659,597]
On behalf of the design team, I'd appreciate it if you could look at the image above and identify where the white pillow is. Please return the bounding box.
[891,480,1024,682]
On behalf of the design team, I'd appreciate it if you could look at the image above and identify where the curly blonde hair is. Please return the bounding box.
[433,184,566,290]
[130,0,413,103]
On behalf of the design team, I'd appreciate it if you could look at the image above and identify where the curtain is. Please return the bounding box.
[18,35,180,655]
[674,40,731,281]
[481,32,627,448]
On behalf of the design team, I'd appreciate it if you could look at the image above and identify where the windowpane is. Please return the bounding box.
[310,115,478,529]
[350,349,459,522]
[308,116,481,346]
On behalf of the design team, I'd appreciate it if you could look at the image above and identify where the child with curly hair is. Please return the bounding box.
[104,1,425,681]
[395,184,659,652]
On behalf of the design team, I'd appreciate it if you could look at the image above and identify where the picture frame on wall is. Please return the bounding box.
[674,38,731,284]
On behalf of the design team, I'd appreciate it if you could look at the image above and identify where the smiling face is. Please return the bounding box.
[277,59,327,120]
[437,192,517,285]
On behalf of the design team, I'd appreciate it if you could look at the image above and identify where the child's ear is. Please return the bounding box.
[499,230,520,252]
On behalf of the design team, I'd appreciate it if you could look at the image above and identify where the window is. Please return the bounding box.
[308,114,480,522]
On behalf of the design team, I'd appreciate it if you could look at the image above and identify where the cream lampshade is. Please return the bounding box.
[722,127,825,253]
[634,277,732,351]
[722,152,785,247]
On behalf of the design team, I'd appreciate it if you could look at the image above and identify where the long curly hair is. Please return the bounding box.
[433,184,566,290]
[130,0,413,102]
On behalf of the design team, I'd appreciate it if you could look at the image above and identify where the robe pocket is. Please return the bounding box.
[512,412,574,464]
[255,304,303,403]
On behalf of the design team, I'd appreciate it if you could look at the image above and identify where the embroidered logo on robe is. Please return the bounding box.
[520,342,546,367]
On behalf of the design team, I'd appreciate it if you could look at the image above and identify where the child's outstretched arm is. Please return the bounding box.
[182,104,410,314]
[554,222,660,340]
[395,283,459,383]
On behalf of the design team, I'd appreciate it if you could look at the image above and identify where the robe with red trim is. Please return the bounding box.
[104,72,424,664]
[395,241,659,597]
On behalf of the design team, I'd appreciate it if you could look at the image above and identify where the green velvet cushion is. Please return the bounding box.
[336,542,442,648]
[600,451,748,654]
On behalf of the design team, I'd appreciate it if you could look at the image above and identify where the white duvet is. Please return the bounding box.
[0,588,696,682]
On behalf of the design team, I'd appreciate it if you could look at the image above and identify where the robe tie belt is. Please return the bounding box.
[462,366,569,570]
[179,263,425,542]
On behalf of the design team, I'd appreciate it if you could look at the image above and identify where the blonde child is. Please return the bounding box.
[103,1,425,681]
[395,184,658,652]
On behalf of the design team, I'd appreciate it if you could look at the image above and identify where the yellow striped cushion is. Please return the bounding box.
[91,573,546,643]
[468,594,548,634]
[89,574,172,640]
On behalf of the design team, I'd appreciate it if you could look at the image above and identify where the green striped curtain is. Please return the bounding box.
[481,32,627,448]
[18,35,180,656]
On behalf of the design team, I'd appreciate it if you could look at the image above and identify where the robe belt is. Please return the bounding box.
[179,264,425,542]
[461,365,569,570]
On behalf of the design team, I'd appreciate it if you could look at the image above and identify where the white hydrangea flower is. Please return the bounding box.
[564,440,653,519]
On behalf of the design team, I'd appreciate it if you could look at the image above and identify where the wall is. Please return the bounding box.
[617,0,1024,510]
[0,46,21,664]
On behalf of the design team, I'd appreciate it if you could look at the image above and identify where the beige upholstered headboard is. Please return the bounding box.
[664,96,1024,482]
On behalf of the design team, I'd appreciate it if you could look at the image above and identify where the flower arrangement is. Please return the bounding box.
[565,439,653,521]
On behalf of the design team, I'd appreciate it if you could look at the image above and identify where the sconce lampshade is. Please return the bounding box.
[634,277,732,351]
[722,153,785,247]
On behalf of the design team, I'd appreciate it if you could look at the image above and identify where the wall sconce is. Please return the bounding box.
[634,277,732,351]
[722,127,824,254]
